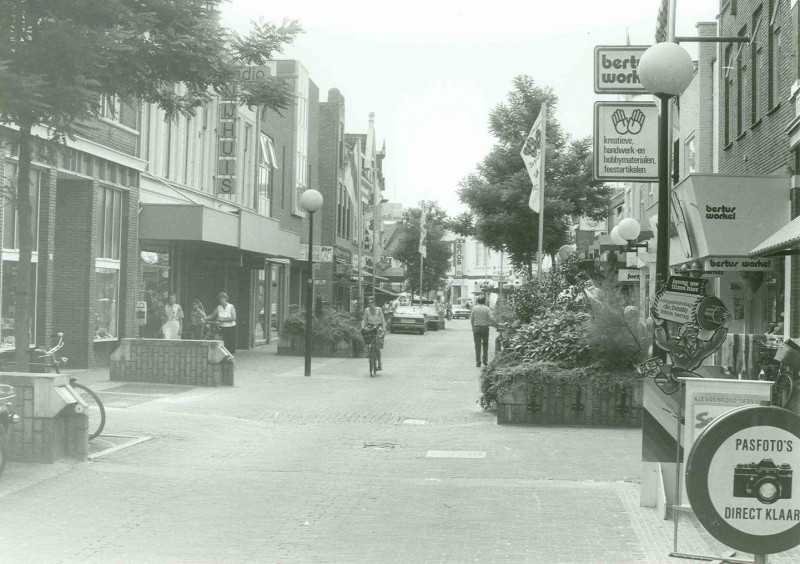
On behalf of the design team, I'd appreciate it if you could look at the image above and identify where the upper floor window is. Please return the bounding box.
[751,7,763,124]
[101,94,122,123]
[768,0,783,108]
[95,186,122,260]
[2,163,40,251]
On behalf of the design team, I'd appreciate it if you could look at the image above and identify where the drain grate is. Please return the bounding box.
[426,450,486,459]
[364,442,397,451]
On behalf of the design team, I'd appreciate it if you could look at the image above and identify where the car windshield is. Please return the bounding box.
[395,307,420,315]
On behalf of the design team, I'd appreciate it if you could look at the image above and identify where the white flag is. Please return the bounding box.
[521,103,547,213]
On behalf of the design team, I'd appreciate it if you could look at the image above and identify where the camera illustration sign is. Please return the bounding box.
[593,101,658,182]
[686,406,800,554]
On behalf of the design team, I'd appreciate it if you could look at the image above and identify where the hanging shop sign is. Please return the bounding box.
[454,238,465,276]
[216,85,237,195]
[593,46,648,94]
[593,101,659,182]
[618,269,650,283]
[299,245,334,262]
[686,405,800,555]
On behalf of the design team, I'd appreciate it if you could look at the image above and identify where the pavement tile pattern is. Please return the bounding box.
[1,320,798,563]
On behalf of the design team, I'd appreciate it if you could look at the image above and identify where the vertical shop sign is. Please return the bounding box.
[454,238,464,276]
[217,85,237,195]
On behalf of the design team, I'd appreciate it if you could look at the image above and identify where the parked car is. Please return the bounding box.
[420,305,445,331]
[389,306,427,335]
[450,305,470,319]
[0,384,19,477]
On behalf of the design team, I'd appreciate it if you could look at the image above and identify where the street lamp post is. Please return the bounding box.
[638,43,694,359]
[300,189,323,377]
[638,42,694,294]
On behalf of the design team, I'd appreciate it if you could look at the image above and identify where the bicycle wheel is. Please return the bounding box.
[71,383,106,440]
[368,343,376,377]
[772,370,794,408]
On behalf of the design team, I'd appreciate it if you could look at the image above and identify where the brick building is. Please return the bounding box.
[1,101,143,368]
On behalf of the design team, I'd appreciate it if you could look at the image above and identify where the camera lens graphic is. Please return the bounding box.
[755,477,781,504]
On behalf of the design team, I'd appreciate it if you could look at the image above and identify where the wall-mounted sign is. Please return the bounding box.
[454,238,465,276]
[686,406,800,555]
[704,257,775,273]
[593,101,659,182]
[216,85,238,195]
[135,301,147,326]
[594,46,648,94]
[618,269,650,283]
[234,64,275,82]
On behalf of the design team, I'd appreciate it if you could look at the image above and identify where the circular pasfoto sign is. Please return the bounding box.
[686,406,800,554]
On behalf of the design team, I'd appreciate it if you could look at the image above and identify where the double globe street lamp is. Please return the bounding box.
[299,188,323,377]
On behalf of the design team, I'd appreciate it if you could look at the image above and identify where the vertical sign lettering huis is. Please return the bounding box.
[217,85,237,195]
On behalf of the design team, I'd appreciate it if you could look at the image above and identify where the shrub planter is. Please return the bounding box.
[497,378,643,427]
[277,335,361,358]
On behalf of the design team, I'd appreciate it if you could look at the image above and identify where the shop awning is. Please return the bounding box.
[140,204,300,258]
[352,269,388,282]
[750,214,800,256]
[661,174,790,266]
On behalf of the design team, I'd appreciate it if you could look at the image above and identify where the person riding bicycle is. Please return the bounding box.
[361,297,385,371]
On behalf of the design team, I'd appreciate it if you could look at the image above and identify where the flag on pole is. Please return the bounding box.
[521,103,547,213]
[419,201,427,259]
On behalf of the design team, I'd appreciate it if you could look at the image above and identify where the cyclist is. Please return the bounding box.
[361,297,385,371]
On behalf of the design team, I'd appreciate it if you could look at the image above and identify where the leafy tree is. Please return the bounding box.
[456,75,610,276]
[0,0,300,369]
[394,202,452,296]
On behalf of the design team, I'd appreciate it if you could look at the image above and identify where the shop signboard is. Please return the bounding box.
[216,85,237,195]
[454,238,465,276]
[135,301,147,326]
[618,269,649,283]
[686,406,800,555]
[593,101,658,182]
[593,46,648,94]
[703,257,774,273]
[299,245,324,262]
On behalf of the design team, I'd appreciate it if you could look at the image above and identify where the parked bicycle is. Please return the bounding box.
[755,338,796,408]
[361,325,383,377]
[34,333,106,440]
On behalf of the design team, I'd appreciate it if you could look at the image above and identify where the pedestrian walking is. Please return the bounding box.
[161,293,184,339]
[188,299,206,340]
[206,292,237,355]
[470,296,494,367]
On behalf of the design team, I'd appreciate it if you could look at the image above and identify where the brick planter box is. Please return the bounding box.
[497,377,643,427]
[0,373,88,463]
[277,335,361,358]
[110,339,234,386]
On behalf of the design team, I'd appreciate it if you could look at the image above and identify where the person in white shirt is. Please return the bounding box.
[206,292,237,355]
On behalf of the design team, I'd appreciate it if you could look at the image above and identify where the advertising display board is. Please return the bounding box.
[686,406,800,555]
[593,101,658,182]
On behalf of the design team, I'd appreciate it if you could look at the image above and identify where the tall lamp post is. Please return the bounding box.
[637,42,694,296]
[300,188,323,377]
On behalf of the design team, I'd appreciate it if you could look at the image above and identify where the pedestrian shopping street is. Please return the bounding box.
[1,321,796,563]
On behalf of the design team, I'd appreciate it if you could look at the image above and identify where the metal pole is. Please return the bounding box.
[304,212,314,377]
[654,94,671,361]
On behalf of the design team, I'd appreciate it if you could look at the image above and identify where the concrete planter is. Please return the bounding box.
[277,335,361,358]
[497,376,643,427]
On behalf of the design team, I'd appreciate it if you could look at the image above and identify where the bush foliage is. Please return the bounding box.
[282,305,365,354]
[480,263,648,410]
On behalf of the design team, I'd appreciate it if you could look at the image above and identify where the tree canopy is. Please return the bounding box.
[394,202,452,295]
[0,0,301,368]
[455,75,609,275]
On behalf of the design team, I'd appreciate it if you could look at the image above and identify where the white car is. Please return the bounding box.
[450,305,470,319]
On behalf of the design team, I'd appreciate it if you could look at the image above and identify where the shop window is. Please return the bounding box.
[2,163,41,251]
[94,266,119,340]
[0,262,38,350]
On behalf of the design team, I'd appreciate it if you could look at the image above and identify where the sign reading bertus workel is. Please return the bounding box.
[594,46,648,94]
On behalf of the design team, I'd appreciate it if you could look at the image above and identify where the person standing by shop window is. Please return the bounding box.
[161,293,183,339]
[206,292,236,355]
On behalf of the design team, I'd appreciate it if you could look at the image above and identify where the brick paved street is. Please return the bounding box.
[0,321,796,563]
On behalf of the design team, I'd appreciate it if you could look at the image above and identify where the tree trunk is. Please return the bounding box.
[13,120,34,372]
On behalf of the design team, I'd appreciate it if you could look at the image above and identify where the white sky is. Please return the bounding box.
[222,0,720,215]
